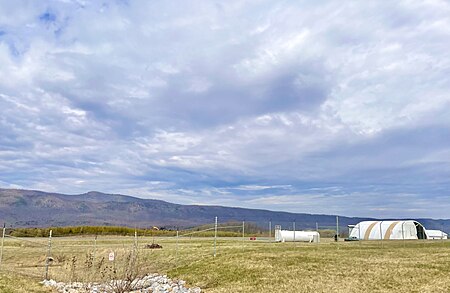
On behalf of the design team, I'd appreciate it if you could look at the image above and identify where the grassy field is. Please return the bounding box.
[0,235,450,292]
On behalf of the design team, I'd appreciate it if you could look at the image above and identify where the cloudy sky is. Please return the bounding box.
[1,0,450,218]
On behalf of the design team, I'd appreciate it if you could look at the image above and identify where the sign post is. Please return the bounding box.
[109,251,115,262]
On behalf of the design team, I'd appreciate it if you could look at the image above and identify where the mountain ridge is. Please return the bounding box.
[1,188,449,232]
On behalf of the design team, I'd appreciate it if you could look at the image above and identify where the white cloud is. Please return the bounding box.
[0,0,449,217]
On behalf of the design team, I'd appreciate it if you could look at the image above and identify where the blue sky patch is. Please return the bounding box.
[39,11,56,23]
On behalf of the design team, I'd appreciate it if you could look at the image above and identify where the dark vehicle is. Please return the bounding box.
[344,236,359,241]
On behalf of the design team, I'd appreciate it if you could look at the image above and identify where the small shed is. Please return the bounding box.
[426,230,448,240]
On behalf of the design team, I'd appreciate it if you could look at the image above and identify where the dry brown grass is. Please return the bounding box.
[0,271,56,293]
[0,236,449,292]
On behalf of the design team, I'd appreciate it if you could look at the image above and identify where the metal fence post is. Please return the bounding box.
[44,230,53,280]
[336,216,339,249]
[402,222,405,248]
[269,220,272,238]
[93,235,97,268]
[0,223,5,270]
[242,221,245,244]
[293,221,296,246]
[336,216,339,240]
[379,221,383,248]
[176,230,179,267]
[214,217,218,257]
[358,223,362,252]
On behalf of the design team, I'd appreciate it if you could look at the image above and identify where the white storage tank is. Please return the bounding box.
[275,225,320,243]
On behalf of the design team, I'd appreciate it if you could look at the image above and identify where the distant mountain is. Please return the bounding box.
[1,188,449,233]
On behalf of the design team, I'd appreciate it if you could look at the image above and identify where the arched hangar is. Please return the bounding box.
[348,220,427,240]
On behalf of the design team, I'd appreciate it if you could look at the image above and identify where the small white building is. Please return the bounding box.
[426,230,448,240]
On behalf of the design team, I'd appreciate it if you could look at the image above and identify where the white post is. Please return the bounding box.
[134,230,138,251]
[336,216,339,241]
[214,217,218,257]
[93,235,97,268]
[358,223,362,250]
[336,216,339,249]
[0,223,5,270]
[315,222,319,246]
[242,221,245,244]
[176,230,179,267]
[402,222,406,248]
[293,221,296,244]
[379,221,383,248]
[44,230,53,280]
[269,221,272,238]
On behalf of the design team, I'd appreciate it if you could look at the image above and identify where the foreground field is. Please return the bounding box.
[0,236,449,292]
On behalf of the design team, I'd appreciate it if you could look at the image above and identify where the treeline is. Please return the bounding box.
[8,223,262,238]
[9,226,175,237]
[8,223,338,238]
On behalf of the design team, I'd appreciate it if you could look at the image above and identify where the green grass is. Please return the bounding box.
[1,236,450,292]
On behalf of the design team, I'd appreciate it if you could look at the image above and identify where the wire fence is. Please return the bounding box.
[0,218,277,282]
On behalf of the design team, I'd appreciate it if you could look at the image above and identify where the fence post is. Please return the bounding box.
[242,221,245,244]
[336,216,339,249]
[134,230,138,251]
[269,220,272,238]
[44,230,53,280]
[293,221,296,246]
[176,230,179,267]
[93,235,97,267]
[0,223,5,270]
[214,217,218,257]
[402,222,405,248]
[379,221,383,248]
[358,223,362,249]
[336,216,339,240]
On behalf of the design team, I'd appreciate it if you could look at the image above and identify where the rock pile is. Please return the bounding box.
[145,243,163,249]
[41,273,201,293]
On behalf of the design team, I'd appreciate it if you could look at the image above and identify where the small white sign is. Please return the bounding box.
[108,252,115,261]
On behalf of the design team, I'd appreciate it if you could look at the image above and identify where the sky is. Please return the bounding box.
[1,0,450,219]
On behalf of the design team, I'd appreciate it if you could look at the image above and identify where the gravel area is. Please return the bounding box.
[41,273,201,293]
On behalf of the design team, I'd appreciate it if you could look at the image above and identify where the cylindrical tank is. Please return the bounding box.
[276,230,320,243]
